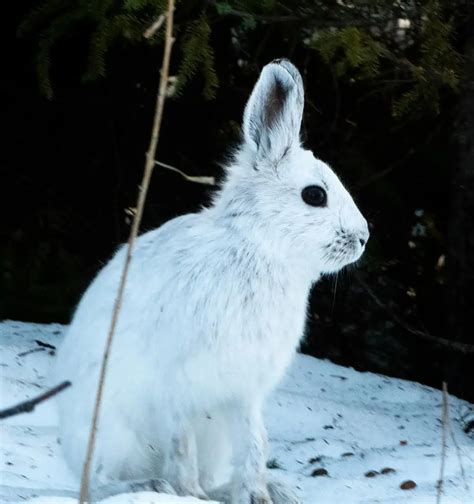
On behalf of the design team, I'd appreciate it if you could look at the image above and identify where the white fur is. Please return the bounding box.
[53,60,369,503]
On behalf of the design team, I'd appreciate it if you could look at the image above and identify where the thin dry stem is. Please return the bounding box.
[0,381,71,420]
[356,275,474,354]
[143,14,166,39]
[447,408,470,492]
[78,1,175,502]
[436,381,448,504]
[155,160,216,185]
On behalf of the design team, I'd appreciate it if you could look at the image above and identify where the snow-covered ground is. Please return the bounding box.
[0,321,473,503]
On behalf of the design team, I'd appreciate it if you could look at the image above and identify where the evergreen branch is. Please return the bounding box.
[36,10,87,98]
[175,15,218,99]
[17,0,69,37]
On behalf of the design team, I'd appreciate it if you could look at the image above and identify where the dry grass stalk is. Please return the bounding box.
[78,1,176,501]
[155,160,216,185]
[436,381,448,503]
[143,14,166,39]
[0,381,71,420]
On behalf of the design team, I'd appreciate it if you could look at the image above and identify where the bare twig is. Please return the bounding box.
[353,148,415,190]
[143,14,166,39]
[17,347,47,357]
[447,411,470,493]
[0,381,71,420]
[155,160,215,185]
[35,339,56,350]
[436,381,448,503]
[17,339,56,357]
[215,4,399,28]
[356,275,474,354]
[78,1,175,502]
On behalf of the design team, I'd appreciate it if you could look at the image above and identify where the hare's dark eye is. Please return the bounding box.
[301,185,327,207]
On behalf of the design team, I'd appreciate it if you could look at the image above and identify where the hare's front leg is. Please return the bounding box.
[231,402,272,504]
[161,414,209,500]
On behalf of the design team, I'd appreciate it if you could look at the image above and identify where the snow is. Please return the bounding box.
[14,496,205,504]
[0,320,473,503]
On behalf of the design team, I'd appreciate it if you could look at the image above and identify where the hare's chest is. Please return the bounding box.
[217,283,309,396]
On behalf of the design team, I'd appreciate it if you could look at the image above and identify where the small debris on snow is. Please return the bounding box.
[400,480,417,490]
[34,340,56,350]
[364,470,379,478]
[266,458,282,469]
[311,468,329,477]
[380,467,396,475]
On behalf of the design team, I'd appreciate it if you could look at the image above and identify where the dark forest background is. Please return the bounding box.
[2,1,473,401]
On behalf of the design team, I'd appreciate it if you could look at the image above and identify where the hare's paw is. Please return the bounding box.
[171,479,209,500]
[208,482,273,504]
[267,478,300,504]
[89,477,177,501]
[249,493,273,504]
[234,485,273,504]
[130,478,176,495]
[165,456,209,499]
[162,420,209,500]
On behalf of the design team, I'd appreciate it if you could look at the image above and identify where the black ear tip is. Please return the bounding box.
[270,58,294,71]
[267,59,301,85]
[271,58,289,65]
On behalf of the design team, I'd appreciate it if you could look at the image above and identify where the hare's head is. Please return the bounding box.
[217,59,369,276]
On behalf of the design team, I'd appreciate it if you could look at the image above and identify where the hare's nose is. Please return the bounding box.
[358,226,370,247]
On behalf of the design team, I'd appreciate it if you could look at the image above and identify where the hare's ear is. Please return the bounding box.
[243,59,304,162]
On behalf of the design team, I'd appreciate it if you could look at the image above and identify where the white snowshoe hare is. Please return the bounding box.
[54,59,369,503]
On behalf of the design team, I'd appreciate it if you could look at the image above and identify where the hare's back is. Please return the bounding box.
[54,213,213,376]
